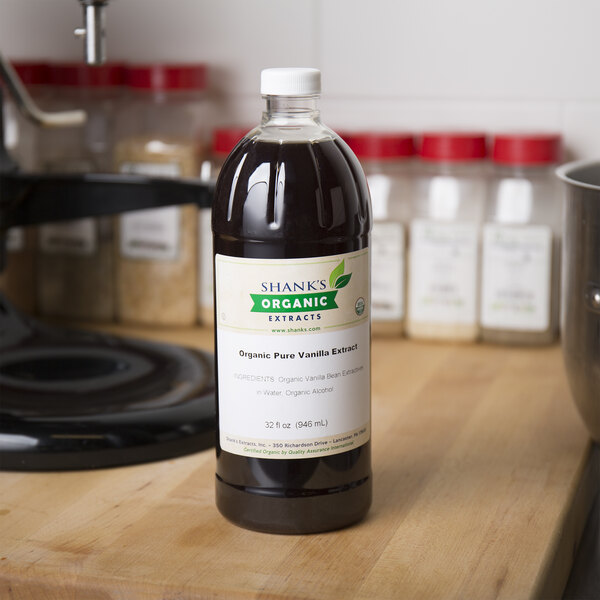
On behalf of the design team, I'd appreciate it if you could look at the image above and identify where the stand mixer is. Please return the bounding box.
[0,0,217,470]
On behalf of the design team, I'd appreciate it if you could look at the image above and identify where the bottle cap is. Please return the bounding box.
[213,127,250,156]
[261,68,321,96]
[344,132,415,160]
[49,62,125,87]
[420,132,487,162]
[492,133,562,165]
[126,64,207,91]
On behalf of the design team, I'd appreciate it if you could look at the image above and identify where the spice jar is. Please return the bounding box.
[344,132,414,336]
[480,134,563,345]
[114,63,208,326]
[0,62,48,314]
[407,133,487,342]
[36,63,124,322]
[198,127,249,325]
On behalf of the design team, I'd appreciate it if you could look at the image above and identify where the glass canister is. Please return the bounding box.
[0,62,48,315]
[36,62,125,322]
[198,127,248,326]
[114,63,208,326]
[480,133,563,344]
[344,132,414,336]
[407,133,488,342]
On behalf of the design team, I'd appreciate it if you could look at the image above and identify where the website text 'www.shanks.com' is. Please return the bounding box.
[272,326,321,334]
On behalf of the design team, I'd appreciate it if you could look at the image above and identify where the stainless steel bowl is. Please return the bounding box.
[557,160,600,442]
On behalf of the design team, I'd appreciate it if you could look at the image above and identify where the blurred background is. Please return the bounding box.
[1,0,599,157]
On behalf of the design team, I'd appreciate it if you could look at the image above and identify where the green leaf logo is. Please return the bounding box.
[329,260,352,290]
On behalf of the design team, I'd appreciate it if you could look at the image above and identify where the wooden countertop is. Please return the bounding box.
[1,325,596,600]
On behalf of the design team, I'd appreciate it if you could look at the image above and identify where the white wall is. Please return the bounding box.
[1,0,599,159]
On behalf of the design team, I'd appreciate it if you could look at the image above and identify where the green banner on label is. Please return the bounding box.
[250,291,338,313]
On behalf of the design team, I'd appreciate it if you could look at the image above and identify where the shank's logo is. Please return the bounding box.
[250,260,352,313]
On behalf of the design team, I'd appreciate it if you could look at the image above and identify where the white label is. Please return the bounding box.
[118,161,182,261]
[199,208,214,309]
[215,250,370,460]
[6,227,25,253]
[120,207,181,261]
[481,224,552,331]
[408,219,478,325]
[39,219,97,256]
[367,174,392,221]
[371,222,404,320]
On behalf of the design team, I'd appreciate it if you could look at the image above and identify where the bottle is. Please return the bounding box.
[37,62,125,322]
[114,63,208,326]
[407,133,488,342]
[212,68,372,534]
[198,127,249,326]
[480,133,562,344]
[344,132,414,336]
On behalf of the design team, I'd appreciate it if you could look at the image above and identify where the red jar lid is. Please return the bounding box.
[126,64,207,91]
[419,132,487,162]
[213,127,250,156]
[12,61,49,86]
[344,132,415,160]
[49,62,125,87]
[492,133,562,165]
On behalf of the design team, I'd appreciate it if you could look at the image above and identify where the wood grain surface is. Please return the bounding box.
[0,326,595,600]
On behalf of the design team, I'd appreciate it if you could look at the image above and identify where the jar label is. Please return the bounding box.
[372,222,405,320]
[408,219,478,325]
[118,161,182,261]
[39,219,97,256]
[198,208,214,309]
[215,250,370,460]
[481,224,553,331]
[6,227,25,253]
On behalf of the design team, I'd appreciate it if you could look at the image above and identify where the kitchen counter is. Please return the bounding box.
[0,325,596,599]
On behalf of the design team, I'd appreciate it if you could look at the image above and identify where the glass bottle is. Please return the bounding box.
[480,133,562,344]
[114,63,208,326]
[407,133,487,342]
[213,68,372,534]
[198,127,249,326]
[36,62,124,322]
[345,132,414,336]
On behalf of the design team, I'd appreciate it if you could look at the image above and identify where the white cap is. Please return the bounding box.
[260,68,321,96]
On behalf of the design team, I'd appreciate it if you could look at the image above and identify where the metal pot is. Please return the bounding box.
[556,160,600,442]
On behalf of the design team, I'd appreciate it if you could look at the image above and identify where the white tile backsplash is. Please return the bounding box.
[1,0,599,160]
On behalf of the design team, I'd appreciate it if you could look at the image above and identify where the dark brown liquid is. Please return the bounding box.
[213,136,371,534]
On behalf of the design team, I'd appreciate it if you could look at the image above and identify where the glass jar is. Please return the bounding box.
[0,62,48,315]
[114,63,208,326]
[36,63,125,322]
[198,126,249,326]
[345,132,414,336]
[480,134,563,344]
[407,133,488,342]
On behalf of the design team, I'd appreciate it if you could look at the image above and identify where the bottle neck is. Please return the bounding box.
[263,95,321,124]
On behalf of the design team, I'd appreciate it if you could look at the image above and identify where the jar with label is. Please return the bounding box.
[36,63,125,322]
[198,127,249,326]
[0,62,48,314]
[480,134,562,345]
[407,133,488,342]
[345,132,414,336]
[114,63,208,326]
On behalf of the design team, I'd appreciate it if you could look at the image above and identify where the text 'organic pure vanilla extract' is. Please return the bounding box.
[212,68,372,533]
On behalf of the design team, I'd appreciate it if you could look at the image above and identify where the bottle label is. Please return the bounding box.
[215,249,370,460]
[408,219,478,325]
[118,161,182,261]
[39,219,97,256]
[481,224,553,331]
[371,222,404,320]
